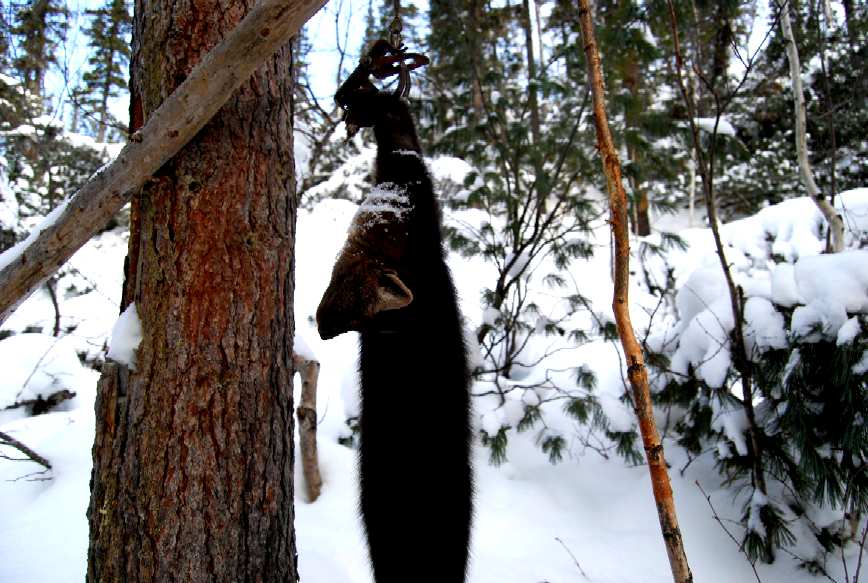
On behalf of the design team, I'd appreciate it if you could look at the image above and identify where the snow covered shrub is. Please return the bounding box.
[651,236,868,564]
[3,116,106,223]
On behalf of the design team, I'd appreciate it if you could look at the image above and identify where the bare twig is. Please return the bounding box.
[0,430,52,470]
[695,480,762,583]
[855,520,868,583]
[555,536,589,579]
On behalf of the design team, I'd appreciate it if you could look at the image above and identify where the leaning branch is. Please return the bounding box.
[0,0,329,327]
[0,430,52,470]
[778,0,844,252]
[577,2,694,582]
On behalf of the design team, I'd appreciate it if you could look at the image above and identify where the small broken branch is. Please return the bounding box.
[0,0,329,327]
[577,2,694,582]
[293,353,323,502]
[0,430,52,470]
[3,389,76,415]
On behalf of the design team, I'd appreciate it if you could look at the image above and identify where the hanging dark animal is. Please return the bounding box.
[316,43,473,583]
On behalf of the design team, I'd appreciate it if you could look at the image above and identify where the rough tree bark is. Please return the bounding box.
[86,0,301,580]
[0,0,328,328]
[779,2,844,253]
[577,2,694,582]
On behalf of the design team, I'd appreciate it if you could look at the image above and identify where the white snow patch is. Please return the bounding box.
[854,351,868,376]
[694,117,737,137]
[354,183,411,229]
[293,329,317,361]
[0,198,70,272]
[744,297,788,357]
[712,397,749,456]
[482,307,502,326]
[0,334,90,409]
[771,263,802,307]
[747,489,769,537]
[837,317,861,346]
[107,303,143,370]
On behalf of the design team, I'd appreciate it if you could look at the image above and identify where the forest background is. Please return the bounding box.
[0,0,866,581]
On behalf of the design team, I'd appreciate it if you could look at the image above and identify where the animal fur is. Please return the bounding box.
[317,91,473,583]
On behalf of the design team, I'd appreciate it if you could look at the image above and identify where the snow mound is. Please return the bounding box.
[0,333,90,409]
[107,303,143,370]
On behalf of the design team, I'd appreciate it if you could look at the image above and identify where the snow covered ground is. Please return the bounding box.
[1,186,867,582]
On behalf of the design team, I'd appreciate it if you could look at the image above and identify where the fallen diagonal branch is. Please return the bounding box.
[0,430,52,470]
[0,0,328,327]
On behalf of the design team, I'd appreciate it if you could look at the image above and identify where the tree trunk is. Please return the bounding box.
[624,59,650,236]
[521,0,542,144]
[469,0,486,122]
[780,4,844,252]
[841,0,856,45]
[577,2,694,582]
[86,0,299,581]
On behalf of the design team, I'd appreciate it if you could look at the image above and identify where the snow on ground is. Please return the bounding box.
[2,189,867,582]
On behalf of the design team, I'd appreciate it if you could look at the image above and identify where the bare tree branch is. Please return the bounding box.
[0,430,52,470]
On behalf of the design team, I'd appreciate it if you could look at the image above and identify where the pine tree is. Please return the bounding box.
[0,1,12,72]
[86,0,301,579]
[80,0,131,142]
[11,0,68,104]
[426,0,638,467]
[596,0,677,235]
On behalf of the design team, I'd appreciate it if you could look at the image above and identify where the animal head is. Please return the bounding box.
[335,41,425,148]
[316,252,413,340]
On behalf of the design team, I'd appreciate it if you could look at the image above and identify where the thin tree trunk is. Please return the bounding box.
[86,0,303,580]
[779,3,844,252]
[687,150,696,227]
[469,0,486,123]
[0,0,328,328]
[841,0,855,45]
[294,353,323,502]
[45,276,60,336]
[521,0,542,144]
[666,0,772,560]
[577,3,693,582]
[532,0,544,70]
[624,59,650,236]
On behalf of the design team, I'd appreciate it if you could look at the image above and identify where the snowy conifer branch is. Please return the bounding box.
[0,0,329,327]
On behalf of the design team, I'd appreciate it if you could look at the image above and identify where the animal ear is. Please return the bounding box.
[374,271,413,313]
